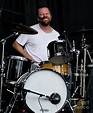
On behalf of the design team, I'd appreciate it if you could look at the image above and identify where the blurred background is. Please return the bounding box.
[0,0,93,57]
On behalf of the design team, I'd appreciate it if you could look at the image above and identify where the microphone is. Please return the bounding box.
[72,40,75,52]
[38,17,44,22]
[23,89,61,104]
[49,93,61,104]
[70,40,76,52]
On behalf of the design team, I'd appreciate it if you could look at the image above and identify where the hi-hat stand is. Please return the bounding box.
[0,32,18,112]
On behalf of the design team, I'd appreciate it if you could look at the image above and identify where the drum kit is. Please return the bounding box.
[0,24,92,113]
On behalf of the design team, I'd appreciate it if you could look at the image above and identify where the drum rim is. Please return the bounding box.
[9,55,28,61]
[48,39,65,43]
[29,68,67,81]
[26,68,68,87]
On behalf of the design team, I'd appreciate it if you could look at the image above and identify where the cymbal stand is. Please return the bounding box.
[0,38,6,112]
[74,49,80,89]
[71,49,80,107]
[0,32,18,112]
[80,33,90,98]
[80,59,84,97]
[70,40,80,97]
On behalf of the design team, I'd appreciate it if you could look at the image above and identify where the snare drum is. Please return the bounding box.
[40,61,70,76]
[6,55,31,82]
[47,40,73,65]
[19,69,67,113]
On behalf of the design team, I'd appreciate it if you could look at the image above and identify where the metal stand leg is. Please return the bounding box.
[65,99,74,113]
[80,37,89,98]
[0,40,6,112]
[4,93,18,113]
[74,50,80,89]
[4,88,20,113]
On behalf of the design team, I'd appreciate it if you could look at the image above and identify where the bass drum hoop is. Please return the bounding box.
[23,69,67,113]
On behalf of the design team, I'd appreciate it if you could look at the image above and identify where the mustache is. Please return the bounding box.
[39,16,49,20]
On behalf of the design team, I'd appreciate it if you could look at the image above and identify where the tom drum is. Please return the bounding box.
[5,55,31,82]
[47,40,73,65]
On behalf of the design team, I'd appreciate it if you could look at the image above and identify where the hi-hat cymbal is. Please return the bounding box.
[6,23,38,34]
[69,28,93,36]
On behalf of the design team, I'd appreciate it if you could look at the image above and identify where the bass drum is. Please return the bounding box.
[21,69,67,113]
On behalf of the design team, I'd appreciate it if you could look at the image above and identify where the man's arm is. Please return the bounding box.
[12,41,34,61]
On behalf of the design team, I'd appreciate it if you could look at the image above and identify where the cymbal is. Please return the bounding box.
[6,23,38,34]
[49,54,73,65]
[69,28,93,36]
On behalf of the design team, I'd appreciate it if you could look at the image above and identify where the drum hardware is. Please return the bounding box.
[74,49,80,89]
[71,86,80,98]
[69,28,93,97]
[4,89,21,113]
[68,39,80,98]
[73,31,92,98]
[62,31,73,55]
[80,34,92,98]
[79,59,89,98]
[0,32,19,112]
[4,80,25,113]
[63,31,74,63]
[65,100,74,113]
[15,72,30,85]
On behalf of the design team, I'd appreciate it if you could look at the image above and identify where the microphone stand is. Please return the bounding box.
[0,32,18,112]
[62,31,73,68]
[63,31,73,55]
[22,88,49,98]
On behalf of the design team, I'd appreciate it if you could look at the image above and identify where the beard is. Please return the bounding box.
[39,17,51,26]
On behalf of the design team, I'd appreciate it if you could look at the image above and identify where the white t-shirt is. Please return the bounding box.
[16,24,60,62]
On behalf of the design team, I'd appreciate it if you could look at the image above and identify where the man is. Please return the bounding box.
[12,6,60,64]
[12,6,73,113]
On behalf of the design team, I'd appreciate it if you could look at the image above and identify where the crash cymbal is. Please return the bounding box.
[6,23,38,34]
[69,28,93,36]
